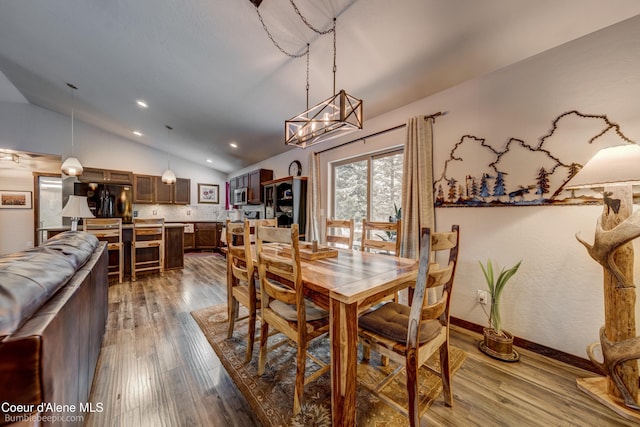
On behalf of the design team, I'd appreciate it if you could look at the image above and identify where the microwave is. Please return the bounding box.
[233,187,247,205]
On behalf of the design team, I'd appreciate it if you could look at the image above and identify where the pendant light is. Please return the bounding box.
[161,125,176,184]
[61,83,84,176]
[284,18,363,148]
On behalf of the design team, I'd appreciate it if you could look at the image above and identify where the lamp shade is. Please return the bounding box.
[61,156,84,176]
[61,195,94,231]
[161,168,176,184]
[565,144,640,189]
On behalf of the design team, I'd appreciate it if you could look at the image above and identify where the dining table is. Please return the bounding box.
[252,243,419,426]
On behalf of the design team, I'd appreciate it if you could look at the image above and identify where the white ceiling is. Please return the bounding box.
[0,0,639,174]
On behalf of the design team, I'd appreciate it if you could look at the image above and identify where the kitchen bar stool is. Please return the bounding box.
[83,218,124,283]
[131,218,165,281]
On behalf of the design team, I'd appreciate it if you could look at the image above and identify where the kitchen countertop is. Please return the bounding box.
[39,223,187,232]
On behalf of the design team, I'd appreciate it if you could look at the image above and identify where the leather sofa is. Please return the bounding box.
[0,231,108,426]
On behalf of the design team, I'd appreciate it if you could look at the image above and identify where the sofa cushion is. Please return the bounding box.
[0,231,99,337]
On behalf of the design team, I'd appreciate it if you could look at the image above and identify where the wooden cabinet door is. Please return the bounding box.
[107,170,133,184]
[165,227,184,270]
[79,168,107,182]
[184,232,195,250]
[248,169,273,204]
[174,178,190,204]
[195,223,217,248]
[155,178,173,204]
[133,175,155,203]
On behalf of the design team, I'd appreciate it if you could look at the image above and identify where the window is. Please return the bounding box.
[332,148,403,242]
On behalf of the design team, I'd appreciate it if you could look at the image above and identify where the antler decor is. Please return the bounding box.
[576,209,640,289]
[587,327,640,411]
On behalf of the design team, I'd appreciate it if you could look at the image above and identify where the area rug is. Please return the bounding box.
[192,304,466,427]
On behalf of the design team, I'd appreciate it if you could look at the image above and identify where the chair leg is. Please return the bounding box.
[227,297,238,339]
[293,341,307,415]
[405,353,420,427]
[440,342,453,407]
[245,304,257,364]
[361,342,371,361]
[258,320,269,376]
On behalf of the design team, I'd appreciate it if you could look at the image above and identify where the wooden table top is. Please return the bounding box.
[254,244,418,305]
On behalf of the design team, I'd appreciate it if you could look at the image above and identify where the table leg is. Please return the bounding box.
[330,298,358,426]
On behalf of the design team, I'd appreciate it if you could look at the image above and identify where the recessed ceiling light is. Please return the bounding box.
[229,142,238,148]
[136,100,148,109]
[206,159,213,163]
[132,130,143,137]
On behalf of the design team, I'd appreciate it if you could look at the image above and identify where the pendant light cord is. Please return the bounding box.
[66,83,78,156]
[165,125,173,169]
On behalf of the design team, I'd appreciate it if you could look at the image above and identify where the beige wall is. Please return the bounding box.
[245,15,640,358]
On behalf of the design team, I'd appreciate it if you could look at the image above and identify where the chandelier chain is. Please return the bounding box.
[332,18,337,95]
[289,0,335,35]
[255,6,308,58]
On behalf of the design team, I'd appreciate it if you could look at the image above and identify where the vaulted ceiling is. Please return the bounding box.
[0,1,639,173]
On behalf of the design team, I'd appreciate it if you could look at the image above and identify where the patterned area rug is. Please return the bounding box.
[192,304,466,427]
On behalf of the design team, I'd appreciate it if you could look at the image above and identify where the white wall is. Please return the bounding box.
[0,168,34,254]
[245,15,640,359]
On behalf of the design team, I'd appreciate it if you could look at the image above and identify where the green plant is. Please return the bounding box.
[479,259,522,336]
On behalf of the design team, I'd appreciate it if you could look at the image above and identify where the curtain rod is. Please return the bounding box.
[314,111,443,155]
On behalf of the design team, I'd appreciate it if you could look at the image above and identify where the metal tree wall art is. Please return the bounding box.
[434,111,634,207]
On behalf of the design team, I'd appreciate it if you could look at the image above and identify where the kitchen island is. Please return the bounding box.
[42,222,186,280]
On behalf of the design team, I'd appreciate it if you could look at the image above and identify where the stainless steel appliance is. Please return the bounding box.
[74,182,133,223]
[233,187,248,205]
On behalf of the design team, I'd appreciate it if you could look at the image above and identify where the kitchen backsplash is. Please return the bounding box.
[133,204,227,222]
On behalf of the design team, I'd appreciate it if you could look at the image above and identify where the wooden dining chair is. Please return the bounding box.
[83,217,123,283]
[325,218,354,249]
[131,218,165,281]
[226,219,261,363]
[256,223,330,415]
[360,219,401,255]
[358,225,460,426]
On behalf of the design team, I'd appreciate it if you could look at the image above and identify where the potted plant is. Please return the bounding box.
[478,259,522,362]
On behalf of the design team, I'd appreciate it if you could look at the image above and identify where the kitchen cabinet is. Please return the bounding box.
[263,176,307,239]
[156,177,191,204]
[165,226,185,270]
[133,174,155,203]
[135,175,190,204]
[80,167,133,184]
[194,222,222,250]
[248,169,273,204]
[184,231,195,250]
[229,168,273,206]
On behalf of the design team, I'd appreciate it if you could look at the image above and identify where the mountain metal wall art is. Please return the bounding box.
[434,111,636,207]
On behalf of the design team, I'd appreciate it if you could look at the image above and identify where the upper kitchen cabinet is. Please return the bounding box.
[248,169,273,204]
[133,174,155,203]
[229,168,273,206]
[79,167,133,184]
[135,175,190,204]
[156,177,190,205]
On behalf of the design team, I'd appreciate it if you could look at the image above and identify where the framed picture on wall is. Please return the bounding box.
[198,183,219,204]
[0,190,32,209]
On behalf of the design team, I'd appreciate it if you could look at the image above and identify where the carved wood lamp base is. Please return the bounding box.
[577,377,640,422]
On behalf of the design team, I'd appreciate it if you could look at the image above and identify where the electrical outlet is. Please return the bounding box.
[476,290,489,305]
[153,210,157,215]
[187,210,191,215]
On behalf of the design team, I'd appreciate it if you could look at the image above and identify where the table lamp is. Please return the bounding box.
[566,143,640,420]
[61,195,95,231]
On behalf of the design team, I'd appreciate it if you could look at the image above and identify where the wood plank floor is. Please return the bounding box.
[86,253,637,427]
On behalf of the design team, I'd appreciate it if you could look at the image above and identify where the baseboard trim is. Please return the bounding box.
[451,317,600,374]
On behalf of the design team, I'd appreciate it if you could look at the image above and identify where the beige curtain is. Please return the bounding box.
[306,151,321,241]
[400,116,435,260]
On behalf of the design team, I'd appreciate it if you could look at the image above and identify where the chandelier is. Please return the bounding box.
[254,2,363,149]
